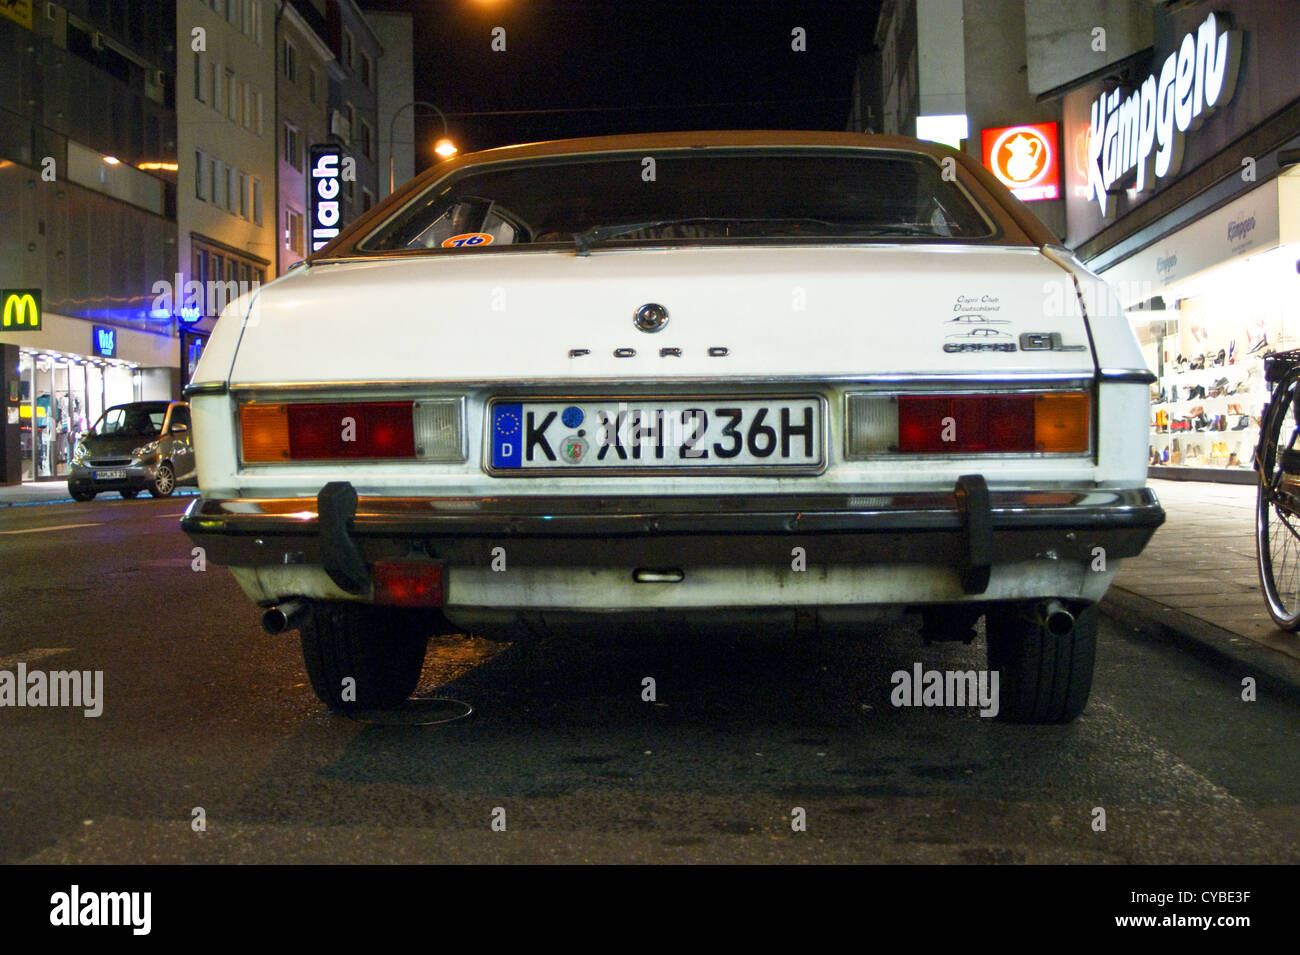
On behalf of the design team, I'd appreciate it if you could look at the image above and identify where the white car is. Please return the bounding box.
[182,131,1164,722]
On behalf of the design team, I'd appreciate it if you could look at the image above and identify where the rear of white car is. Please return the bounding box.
[182,132,1163,722]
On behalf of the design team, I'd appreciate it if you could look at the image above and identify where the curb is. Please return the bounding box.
[0,489,199,508]
[1101,587,1300,704]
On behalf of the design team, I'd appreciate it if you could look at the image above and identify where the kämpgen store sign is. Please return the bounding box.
[1063,1,1300,248]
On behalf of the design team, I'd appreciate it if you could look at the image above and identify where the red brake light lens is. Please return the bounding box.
[286,402,415,459]
[897,394,1087,453]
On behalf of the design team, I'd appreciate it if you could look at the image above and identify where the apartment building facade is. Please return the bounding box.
[0,0,178,484]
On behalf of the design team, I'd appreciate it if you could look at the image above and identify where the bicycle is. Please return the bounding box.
[1255,347,1300,628]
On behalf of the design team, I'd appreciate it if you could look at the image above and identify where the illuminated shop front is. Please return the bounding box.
[1061,2,1300,482]
[1,309,175,484]
[1100,173,1299,479]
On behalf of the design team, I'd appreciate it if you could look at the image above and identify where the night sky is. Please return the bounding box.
[363,0,882,168]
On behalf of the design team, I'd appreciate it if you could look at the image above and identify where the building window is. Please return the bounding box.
[195,150,205,199]
[226,68,237,122]
[227,166,236,213]
[362,188,373,213]
[211,158,222,207]
[212,62,223,113]
[252,89,263,134]
[227,0,240,26]
[360,119,374,160]
[345,176,354,203]
[253,0,263,45]
[360,51,373,90]
[283,122,300,170]
[308,66,318,104]
[286,208,304,254]
[342,28,353,70]
[282,38,297,82]
[239,171,248,218]
[252,178,263,225]
[345,103,354,144]
[193,51,205,101]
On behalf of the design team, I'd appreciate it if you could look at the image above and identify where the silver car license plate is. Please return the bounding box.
[488,397,824,473]
[94,470,127,480]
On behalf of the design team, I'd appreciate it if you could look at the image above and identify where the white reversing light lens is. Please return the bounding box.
[413,398,465,461]
[846,394,899,457]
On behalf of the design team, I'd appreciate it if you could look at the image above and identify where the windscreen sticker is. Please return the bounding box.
[442,232,494,248]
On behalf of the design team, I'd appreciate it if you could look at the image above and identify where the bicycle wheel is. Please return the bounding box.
[1256,371,1300,629]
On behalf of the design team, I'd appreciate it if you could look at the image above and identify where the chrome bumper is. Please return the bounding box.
[182,480,1164,598]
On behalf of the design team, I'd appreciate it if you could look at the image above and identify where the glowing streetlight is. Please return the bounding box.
[434,138,458,159]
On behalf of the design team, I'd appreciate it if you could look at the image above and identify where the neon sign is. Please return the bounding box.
[309,144,343,252]
[1,289,41,331]
[982,123,1059,202]
[1087,12,1242,217]
[92,325,117,358]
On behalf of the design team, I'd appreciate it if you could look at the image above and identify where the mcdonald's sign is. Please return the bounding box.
[1,289,41,331]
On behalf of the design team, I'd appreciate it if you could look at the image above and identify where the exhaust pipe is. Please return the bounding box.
[1040,600,1075,637]
[262,599,310,635]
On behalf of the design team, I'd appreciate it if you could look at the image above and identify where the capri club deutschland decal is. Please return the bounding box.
[982,123,1059,202]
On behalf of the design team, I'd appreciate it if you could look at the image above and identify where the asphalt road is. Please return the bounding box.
[1,495,1297,864]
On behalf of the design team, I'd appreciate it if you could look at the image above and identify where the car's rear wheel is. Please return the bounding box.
[69,486,95,502]
[984,600,1097,724]
[149,462,175,498]
[300,602,430,710]
[119,489,140,499]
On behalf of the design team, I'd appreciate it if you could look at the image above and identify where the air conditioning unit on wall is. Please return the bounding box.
[329,109,351,142]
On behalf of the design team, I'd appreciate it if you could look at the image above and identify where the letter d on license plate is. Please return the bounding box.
[489,397,823,473]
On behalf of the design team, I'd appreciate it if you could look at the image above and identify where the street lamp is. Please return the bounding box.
[388,100,454,194]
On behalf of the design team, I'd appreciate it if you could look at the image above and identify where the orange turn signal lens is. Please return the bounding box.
[1034,393,1090,453]
[240,404,290,462]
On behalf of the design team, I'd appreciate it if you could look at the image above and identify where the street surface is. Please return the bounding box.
[1,496,1297,863]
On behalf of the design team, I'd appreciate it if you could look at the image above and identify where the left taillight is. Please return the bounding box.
[240,398,464,463]
[846,391,1090,456]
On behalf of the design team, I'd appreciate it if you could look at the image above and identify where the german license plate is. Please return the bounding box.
[94,470,126,480]
[489,397,823,472]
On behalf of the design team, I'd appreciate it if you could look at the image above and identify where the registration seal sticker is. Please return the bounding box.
[560,435,588,464]
[441,232,494,248]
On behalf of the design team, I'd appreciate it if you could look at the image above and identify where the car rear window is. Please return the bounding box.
[357,148,997,253]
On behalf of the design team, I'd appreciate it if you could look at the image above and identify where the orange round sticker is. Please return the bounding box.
[441,232,494,248]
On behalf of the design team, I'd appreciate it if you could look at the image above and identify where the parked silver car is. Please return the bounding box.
[69,400,197,500]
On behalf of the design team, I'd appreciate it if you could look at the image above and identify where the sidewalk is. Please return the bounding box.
[0,481,76,506]
[0,482,198,506]
[1105,478,1300,689]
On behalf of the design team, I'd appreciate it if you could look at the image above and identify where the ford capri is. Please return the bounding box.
[181,131,1164,722]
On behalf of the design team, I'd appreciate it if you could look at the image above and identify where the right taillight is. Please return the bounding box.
[846,391,1090,456]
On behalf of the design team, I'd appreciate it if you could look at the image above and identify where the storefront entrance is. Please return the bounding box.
[17,349,140,481]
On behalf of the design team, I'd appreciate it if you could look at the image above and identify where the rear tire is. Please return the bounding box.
[300,602,430,710]
[985,601,1097,724]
